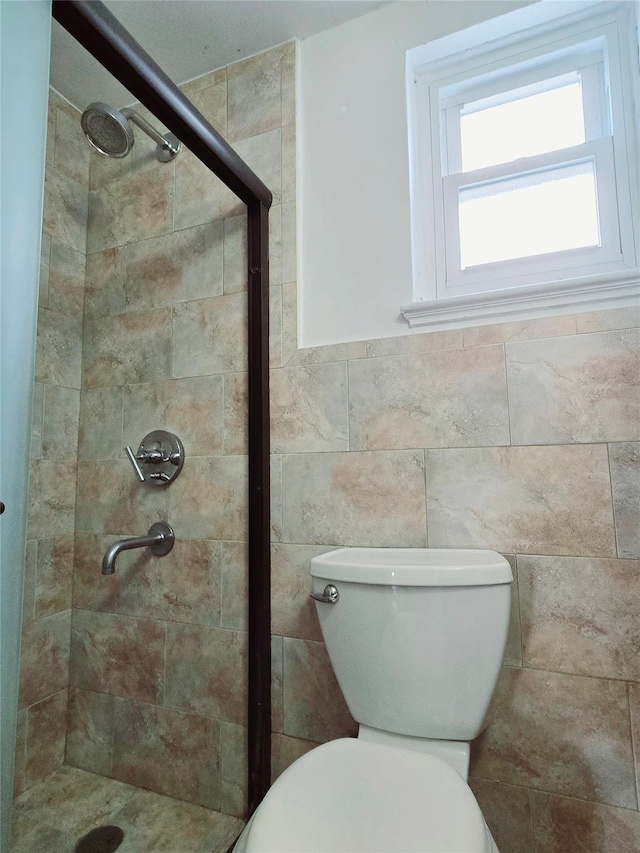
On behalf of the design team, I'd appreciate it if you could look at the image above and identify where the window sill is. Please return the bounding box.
[400,269,639,330]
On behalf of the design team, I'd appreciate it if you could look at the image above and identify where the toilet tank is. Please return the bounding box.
[310,548,512,741]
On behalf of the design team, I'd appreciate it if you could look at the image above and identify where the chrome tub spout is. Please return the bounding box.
[102,522,174,574]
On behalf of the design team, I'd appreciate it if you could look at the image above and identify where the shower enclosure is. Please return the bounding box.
[8,0,278,847]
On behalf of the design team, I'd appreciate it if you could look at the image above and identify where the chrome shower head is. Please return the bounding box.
[81,102,134,158]
[80,102,181,162]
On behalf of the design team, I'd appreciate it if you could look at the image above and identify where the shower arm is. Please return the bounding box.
[122,108,180,154]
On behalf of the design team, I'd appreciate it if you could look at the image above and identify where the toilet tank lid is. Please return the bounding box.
[310,548,513,586]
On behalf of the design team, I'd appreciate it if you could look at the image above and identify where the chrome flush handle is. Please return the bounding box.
[310,584,339,604]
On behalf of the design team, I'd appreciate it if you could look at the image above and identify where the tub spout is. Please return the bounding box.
[102,522,174,574]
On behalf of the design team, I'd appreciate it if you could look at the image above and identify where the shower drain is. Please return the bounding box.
[74,825,124,853]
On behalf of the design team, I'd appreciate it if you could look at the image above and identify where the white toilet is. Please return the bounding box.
[235,547,513,852]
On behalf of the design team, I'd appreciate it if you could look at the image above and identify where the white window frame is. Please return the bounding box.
[403,1,640,330]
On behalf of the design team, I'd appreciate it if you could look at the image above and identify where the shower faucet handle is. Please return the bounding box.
[125,431,185,486]
[125,445,146,482]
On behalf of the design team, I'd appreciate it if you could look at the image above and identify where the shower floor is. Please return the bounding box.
[11,766,245,853]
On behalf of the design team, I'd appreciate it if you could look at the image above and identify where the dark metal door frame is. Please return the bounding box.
[52,0,272,815]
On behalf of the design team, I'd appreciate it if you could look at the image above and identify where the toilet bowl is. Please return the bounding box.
[235,548,512,853]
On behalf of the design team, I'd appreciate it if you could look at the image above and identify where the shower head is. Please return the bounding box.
[80,102,181,162]
[81,102,134,158]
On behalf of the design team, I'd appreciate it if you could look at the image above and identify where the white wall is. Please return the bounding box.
[298,0,532,346]
[0,3,51,849]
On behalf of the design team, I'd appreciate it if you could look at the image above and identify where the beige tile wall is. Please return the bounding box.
[17,39,640,850]
[63,43,296,819]
[15,90,89,797]
[275,292,639,850]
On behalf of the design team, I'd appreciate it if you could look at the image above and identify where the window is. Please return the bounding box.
[404,2,639,329]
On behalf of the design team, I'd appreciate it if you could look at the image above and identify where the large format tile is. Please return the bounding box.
[112,697,221,809]
[470,667,637,809]
[227,58,281,142]
[283,638,356,743]
[41,385,80,460]
[83,309,172,388]
[463,315,576,346]
[78,387,124,461]
[468,779,534,853]
[123,376,224,458]
[187,76,227,135]
[609,441,640,558]
[531,791,640,852]
[506,329,640,444]
[39,235,50,307]
[118,538,221,626]
[425,445,615,556]
[366,329,462,358]
[28,460,77,539]
[220,721,247,817]
[72,534,118,612]
[172,293,247,378]
[48,240,85,320]
[25,689,68,787]
[30,383,44,460]
[66,687,114,776]
[174,149,243,231]
[270,362,349,453]
[53,108,90,188]
[35,307,82,389]
[12,766,138,838]
[165,624,247,724]
[576,305,640,333]
[234,129,282,205]
[271,543,331,642]
[169,456,247,541]
[10,815,75,853]
[630,683,640,798]
[223,373,247,455]
[112,786,243,852]
[349,346,509,450]
[220,541,247,631]
[223,214,247,294]
[33,535,74,618]
[42,168,88,254]
[76,460,169,536]
[70,610,165,704]
[13,710,27,798]
[87,166,173,252]
[282,451,427,547]
[18,611,71,709]
[21,542,36,624]
[125,222,223,311]
[518,555,640,680]
[84,247,126,320]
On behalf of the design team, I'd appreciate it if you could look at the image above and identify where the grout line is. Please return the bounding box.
[626,681,640,811]
[607,442,621,558]
[514,555,526,667]
[503,342,514,446]
[423,449,429,547]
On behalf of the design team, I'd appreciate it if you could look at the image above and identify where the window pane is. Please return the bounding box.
[460,81,585,172]
[458,161,600,269]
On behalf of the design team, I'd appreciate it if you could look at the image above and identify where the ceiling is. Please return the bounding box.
[50,0,389,110]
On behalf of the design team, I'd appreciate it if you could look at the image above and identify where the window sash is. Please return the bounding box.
[441,56,607,176]
[440,136,622,297]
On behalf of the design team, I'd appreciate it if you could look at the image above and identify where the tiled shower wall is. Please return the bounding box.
[65,43,296,817]
[15,35,640,852]
[14,90,89,796]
